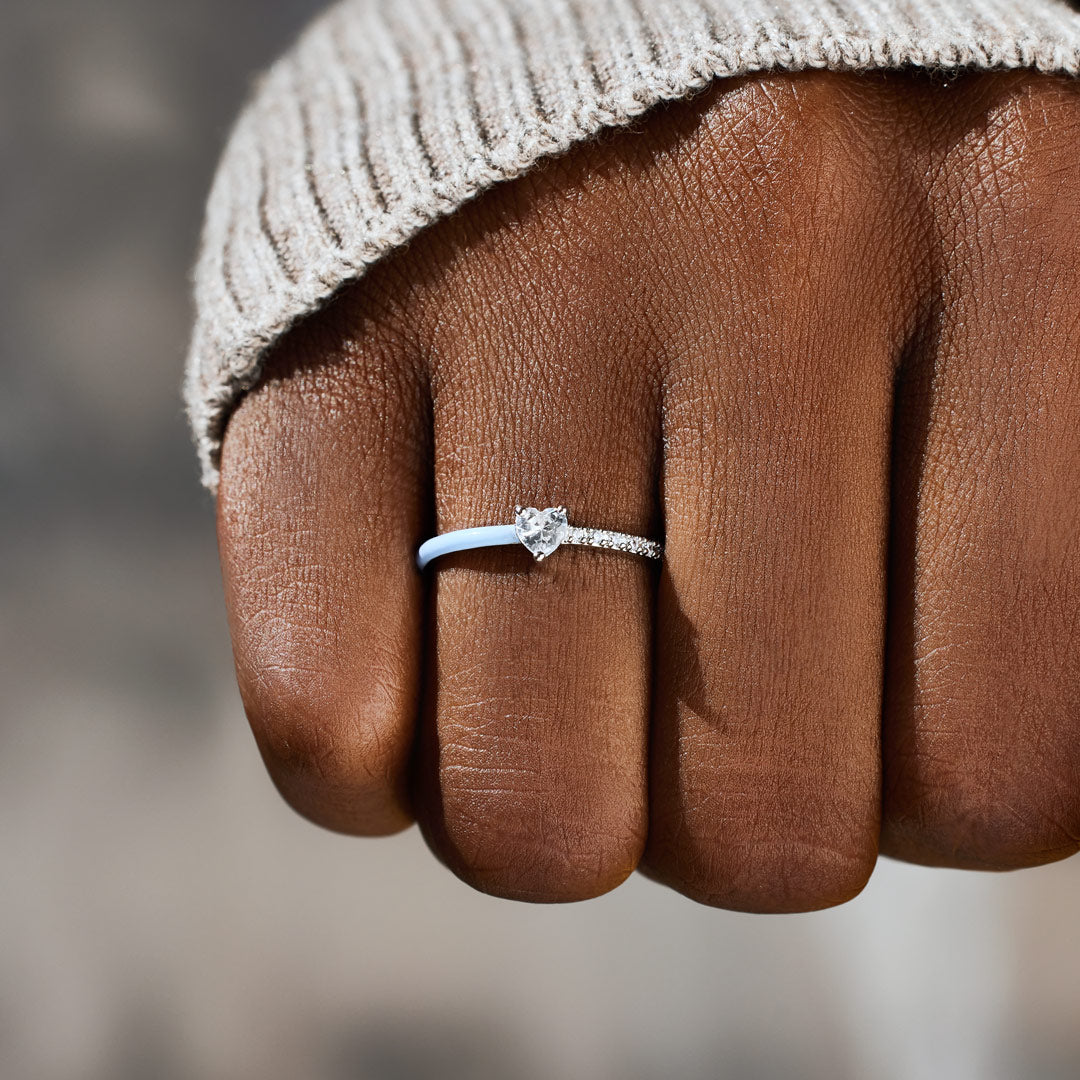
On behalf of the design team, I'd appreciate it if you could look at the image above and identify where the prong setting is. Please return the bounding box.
[513,505,570,561]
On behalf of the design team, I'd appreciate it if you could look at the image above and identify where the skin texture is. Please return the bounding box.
[217,70,1080,911]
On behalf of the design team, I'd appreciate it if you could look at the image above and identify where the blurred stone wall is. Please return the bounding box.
[1,4,1078,1079]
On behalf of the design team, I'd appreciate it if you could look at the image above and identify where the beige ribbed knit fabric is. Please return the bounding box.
[186,0,1080,490]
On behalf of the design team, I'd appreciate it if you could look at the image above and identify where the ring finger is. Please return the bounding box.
[409,178,663,902]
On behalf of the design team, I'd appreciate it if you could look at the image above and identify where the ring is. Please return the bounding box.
[416,505,663,571]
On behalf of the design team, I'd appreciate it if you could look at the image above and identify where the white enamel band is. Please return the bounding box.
[416,506,663,571]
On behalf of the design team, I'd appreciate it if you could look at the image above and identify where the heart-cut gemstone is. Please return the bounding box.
[514,505,569,561]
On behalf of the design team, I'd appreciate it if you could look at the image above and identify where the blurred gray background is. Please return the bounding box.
[1,3,1078,1079]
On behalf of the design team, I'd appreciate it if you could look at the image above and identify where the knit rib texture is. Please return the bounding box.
[186,0,1080,490]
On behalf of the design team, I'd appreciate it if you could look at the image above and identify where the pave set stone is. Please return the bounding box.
[513,506,662,562]
[565,527,662,559]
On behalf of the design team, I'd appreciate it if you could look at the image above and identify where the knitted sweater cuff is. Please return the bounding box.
[185,0,1080,491]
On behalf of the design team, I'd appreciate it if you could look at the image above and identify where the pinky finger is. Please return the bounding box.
[216,293,430,835]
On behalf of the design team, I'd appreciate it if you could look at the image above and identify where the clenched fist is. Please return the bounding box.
[216,70,1080,911]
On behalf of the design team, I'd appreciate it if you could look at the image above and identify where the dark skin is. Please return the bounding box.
[216,70,1080,912]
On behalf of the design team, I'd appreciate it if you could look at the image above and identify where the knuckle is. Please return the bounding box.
[887,747,1080,870]
[242,657,410,835]
[946,74,1080,191]
[886,587,1080,868]
[698,73,827,182]
[433,770,644,902]
[1001,73,1080,142]
[647,803,877,914]
[690,71,893,247]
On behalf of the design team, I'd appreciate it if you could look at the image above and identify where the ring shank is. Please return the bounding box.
[416,525,518,570]
[416,521,663,570]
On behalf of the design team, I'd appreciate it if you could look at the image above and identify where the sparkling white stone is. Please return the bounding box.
[514,506,569,561]
[513,505,662,562]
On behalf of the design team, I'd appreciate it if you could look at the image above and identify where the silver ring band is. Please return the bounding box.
[416,505,663,571]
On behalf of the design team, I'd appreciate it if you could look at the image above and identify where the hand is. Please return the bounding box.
[215,69,1080,911]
